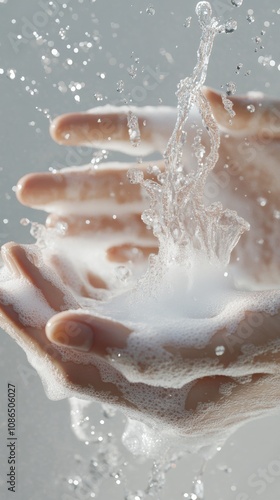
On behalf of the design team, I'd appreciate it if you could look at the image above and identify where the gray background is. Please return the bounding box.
[0,0,280,499]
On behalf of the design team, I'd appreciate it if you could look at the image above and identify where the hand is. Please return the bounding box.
[1,88,280,446]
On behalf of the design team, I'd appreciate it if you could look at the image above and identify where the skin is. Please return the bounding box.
[1,87,280,440]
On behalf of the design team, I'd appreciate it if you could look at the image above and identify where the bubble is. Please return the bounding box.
[215,345,225,356]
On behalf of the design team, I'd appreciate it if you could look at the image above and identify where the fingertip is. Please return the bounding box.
[16,174,33,205]
[49,113,98,145]
[49,113,77,144]
[16,172,65,207]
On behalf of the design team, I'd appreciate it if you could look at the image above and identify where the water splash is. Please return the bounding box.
[131,2,249,294]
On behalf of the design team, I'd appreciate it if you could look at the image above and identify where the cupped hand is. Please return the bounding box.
[1,88,280,442]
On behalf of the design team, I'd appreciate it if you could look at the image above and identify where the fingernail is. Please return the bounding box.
[46,319,95,352]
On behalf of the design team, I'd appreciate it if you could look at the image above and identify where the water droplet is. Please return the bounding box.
[192,477,204,499]
[146,5,155,15]
[273,210,280,220]
[222,94,236,118]
[147,164,161,176]
[127,168,144,184]
[51,48,60,57]
[231,0,243,6]
[94,92,103,101]
[183,17,192,28]
[246,14,255,23]
[215,345,225,356]
[195,1,212,26]
[127,64,137,79]
[225,18,238,33]
[257,197,267,207]
[235,63,243,74]
[217,465,233,473]
[20,218,30,226]
[225,81,236,96]
[127,111,141,147]
[115,266,132,283]
[247,104,255,113]
[6,69,16,80]
[116,80,124,93]
[55,221,68,236]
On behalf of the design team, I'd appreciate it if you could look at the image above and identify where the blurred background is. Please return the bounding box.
[0,0,280,498]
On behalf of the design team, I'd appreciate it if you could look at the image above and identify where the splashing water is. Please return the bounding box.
[130,2,249,294]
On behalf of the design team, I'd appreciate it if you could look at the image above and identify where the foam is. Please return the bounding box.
[2,2,280,461]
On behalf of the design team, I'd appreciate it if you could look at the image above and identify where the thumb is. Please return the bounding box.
[46,310,132,356]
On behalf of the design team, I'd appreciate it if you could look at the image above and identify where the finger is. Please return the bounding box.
[1,243,79,312]
[16,161,163,213]
[106,243,158,263]
[45,310,132,356]
[47,254,108,300]
[50,105,177,154]
[203,87,280,136]
[45,213,154,240]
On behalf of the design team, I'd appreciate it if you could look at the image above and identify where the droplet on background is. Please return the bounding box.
[247,10,255,23]
[146,5,155,15]
[225,18,237,34]
[116,80,124,93]
[94,92,103,101]
[6,69,16,80]
[183,17,192,28]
